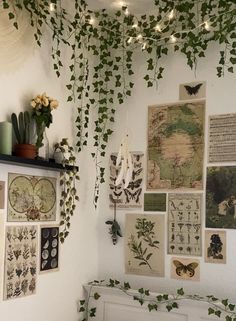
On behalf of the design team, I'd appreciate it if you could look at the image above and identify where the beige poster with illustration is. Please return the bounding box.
[205,230,226,264]
[0,181,5,209]
[125,213,165,277]
[171,257,200,281]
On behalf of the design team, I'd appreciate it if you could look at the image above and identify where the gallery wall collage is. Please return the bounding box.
[0,172,59,300]
[109,81,236,281]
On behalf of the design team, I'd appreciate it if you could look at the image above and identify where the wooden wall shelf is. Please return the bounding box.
[0,154,78,172]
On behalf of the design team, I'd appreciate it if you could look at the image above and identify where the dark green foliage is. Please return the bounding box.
[3,0,236,207]
[11,111,32,144]
[78,279,236,321]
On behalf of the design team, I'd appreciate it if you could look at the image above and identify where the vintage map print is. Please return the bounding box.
[4,225,38,300]
[8,173,56,222]
[40,226,59,273]
[205,230,226,264]
[109,152,144,208]
[206,166,236,229]
[168,193,202,256]
[147,101,205,190]
[125,214,165,277]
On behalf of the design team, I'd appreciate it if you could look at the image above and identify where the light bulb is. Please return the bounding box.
[170,35,177,43]
[132,23,138,29]
[89,17,95,25]
[49,2,56,12]
[155,24,162,32]
[204,21,210,31]
[127,37,133,44]
[137,34,142,41]
[168,9,175,20]
[124,8,129,16]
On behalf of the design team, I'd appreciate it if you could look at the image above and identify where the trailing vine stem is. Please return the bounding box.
[79,279,236,321]
[2,0,236,207]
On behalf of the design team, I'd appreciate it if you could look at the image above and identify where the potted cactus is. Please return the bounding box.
[11,111,36,159]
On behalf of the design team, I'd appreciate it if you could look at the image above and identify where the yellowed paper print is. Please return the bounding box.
[147,101,205,190]
[125,214,165,277]
[171,257,200,281]
[0,181,5,209]
[8,173,56,222]
[168,193,202,256]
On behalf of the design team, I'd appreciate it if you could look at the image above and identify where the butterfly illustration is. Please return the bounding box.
[132,168,143,180]
[173,260,198,277]
[184,83,203,96]
[127,178,142,190]
[124,188,142,203]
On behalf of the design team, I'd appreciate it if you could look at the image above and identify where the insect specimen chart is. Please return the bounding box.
[168,193,202,256]
[109,152,144,208]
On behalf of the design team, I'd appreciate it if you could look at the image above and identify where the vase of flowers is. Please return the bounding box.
[31,92,59,160]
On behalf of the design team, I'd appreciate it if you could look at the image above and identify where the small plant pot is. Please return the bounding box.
[14,144,37,159]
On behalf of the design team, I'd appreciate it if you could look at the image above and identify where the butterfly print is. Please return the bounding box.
[184,83,203,96]
[132,168,143,180]
[124,188,142,203]
[127,179,142,190]
[173,260,198,277]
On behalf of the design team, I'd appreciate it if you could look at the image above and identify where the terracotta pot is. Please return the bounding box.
[14,144,37,159]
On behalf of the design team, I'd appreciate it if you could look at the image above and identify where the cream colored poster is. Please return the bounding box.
[171,257,200,281]
[147,101,205,190]
[168,193,202,256]
[179,81,206,100]
[208,113,236,162]
[205,230,226,264]
[8,173,56,222]
[0,181,5,209]
[125,214,165,277]
[4,225,38,300]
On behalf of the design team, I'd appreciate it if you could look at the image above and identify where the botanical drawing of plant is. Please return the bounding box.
[128,235,153,269]
[128,218,160,270]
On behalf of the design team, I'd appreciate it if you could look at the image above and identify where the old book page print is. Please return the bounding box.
[8,173,57,222]
[206,166,236,229]
[208,113,236,162]
[125,213,165,277]
[147,101,205,190]
[168,193,202,256]
[109,152,144,208]
[4,225,38,300]
[171,257,200,281]
[205,230,226,264]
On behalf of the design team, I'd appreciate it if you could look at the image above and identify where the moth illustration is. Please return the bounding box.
[173,260,198,277]
[127,178,142,190]
[184,83,203,96]
[124,188,142,203]
[132,168,143,180]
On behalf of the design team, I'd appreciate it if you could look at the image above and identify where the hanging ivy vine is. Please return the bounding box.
[2,0,236,207]
[79,279,236,321]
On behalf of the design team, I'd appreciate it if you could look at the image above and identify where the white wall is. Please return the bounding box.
[97,44,236,303]
[0,18,98,321]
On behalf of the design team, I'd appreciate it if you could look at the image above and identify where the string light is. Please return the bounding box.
[124,7,129,16]
[204,21,210,31]
[127,37,133,44]
[154,24,162,32]
[89,17,95,25]
[132,23,138,29]
[141,42,147,50]
[136,34,143,41]
[168,9,175,20]
[170,35,177,43]
[49,2,56,12]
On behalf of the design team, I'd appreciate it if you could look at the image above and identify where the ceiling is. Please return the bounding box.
[86,0,156,14]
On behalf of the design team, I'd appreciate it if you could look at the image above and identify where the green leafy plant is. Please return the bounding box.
[79,279,236,321]
[3,0,236,206]
[11,111,33,144]
[54,138,79,243]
